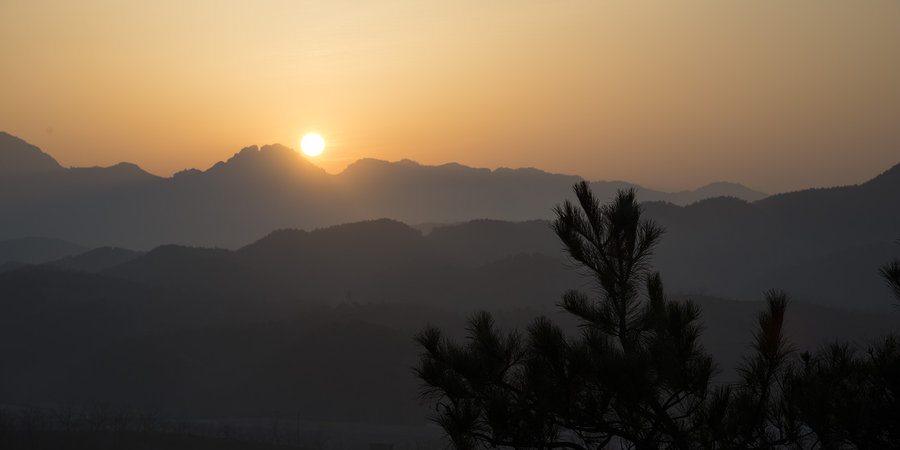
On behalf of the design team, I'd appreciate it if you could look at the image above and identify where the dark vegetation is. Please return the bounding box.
[415,183,900,449]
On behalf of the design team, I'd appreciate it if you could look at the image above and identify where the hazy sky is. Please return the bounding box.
[2,1,899,192]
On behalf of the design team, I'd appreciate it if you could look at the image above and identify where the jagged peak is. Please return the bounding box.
[174,168,202,178]
[259,143,296,154]
[205,143,326,177]
[217,144,302,165]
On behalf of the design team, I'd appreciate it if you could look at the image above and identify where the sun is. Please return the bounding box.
[300,133,325,157]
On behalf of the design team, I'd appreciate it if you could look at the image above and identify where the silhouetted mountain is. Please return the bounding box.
[0,134,767,248]
[5,133,894,307]
[0,132,63,176]
[15,199,891,314]
[336,160,767,226]
[0,236,86,264]
[45,246,142,273]
[35,219,567,310]
[65,162,159,190]
[426,219,559,266]
[588,180,767,206]
[105,245,260,297]
[424,188,900,310]
[204,144,329,181]
[426,174,900,309]
[2,133,897,305]
[0,134,163,245]
[335,159,579,224]
[239,219,431,272]
[2,199,899,435]
[671,181,768,204]
[647,164,900,308]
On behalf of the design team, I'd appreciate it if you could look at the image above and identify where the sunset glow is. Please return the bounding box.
[2,2,900,446]
[1,1,899,191]
[301,133,325,157]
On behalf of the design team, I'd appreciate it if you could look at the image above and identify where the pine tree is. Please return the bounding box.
[415,182,900,449]
[415,184,719,448]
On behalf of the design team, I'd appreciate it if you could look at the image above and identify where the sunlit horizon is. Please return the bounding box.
[3,1,899,192]
[10,130,900,195]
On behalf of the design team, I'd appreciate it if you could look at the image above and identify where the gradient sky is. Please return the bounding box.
[2,1,899,192]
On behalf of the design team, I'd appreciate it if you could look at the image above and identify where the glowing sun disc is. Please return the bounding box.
[300,133,325,156]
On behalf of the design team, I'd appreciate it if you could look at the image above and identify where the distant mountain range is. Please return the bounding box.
[3,131,899,308]
[3,196,899,311]
[0,132,766,249]
[2,137,899,428]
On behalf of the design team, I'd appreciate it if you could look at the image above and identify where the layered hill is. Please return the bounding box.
[0,132,766,249]
[1,218,896,426]
[3,131,898,438]
[3,131,898,307]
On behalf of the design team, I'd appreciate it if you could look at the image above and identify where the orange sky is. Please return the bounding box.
[2,1,899,192]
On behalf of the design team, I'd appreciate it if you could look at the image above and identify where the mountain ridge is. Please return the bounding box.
[1,131,765,199]
[0,132,64,176]
[4,132,898,254]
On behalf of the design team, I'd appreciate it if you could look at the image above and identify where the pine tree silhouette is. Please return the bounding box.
[414,183,900,449]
